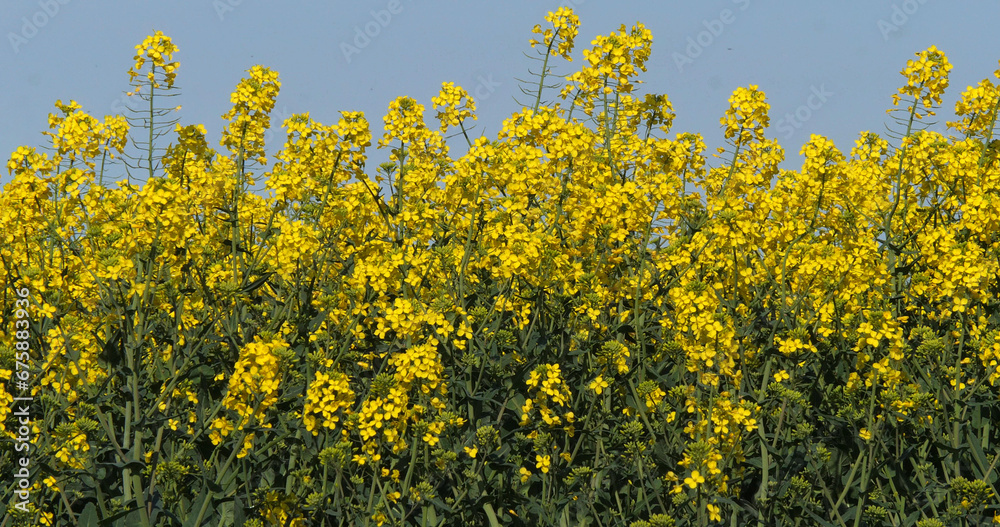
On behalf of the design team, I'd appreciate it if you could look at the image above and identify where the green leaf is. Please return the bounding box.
[78,503,99,527]
[183,490,210,527]
[240,272,273,293]
[101,507,143,527]
[967,429,992,481]
[804,508,839,527]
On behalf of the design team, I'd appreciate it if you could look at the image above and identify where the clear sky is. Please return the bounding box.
[3,1,1000,193]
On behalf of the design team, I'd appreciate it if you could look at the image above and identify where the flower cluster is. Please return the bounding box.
[220,65,281,165]
[127,30,179,89]
[891,45,952,117]
[431,82,476,133]
[721,85,770,147]
[222,335,289,427]
[303,367,355,435]
[561,21,654,113]
[529,6,580,61]
[522,364,575,428]
[5,18,1000,527]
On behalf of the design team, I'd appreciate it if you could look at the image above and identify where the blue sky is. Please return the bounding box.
[3,1,999,193]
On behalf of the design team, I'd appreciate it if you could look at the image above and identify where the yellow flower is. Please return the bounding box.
[209,417,234,445]
[431,81,476,133]
[464,446,478,458]
[684,470,705,489]
[589,375,609,394]
[707,503,721,522]
[859,428,872,442]
[536,454,551,474]
[891,45,952,115]
[42,476,59,492]
[721,84,770,146]
[220,65,281,164]
[127,31,179,88]
[773,369,790,383]
[530,7,580,60]
[519,467,532,483]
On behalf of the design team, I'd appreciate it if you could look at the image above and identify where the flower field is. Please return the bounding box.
[3,8,1000,526]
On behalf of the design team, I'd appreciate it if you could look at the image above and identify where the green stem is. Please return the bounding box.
[533,38,557,113]
[148,65,156,182]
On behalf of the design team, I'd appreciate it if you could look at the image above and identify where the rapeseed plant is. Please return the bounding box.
[3,12,1000,527]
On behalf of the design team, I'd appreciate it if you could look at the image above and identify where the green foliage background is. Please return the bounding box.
[2,11,1000,527]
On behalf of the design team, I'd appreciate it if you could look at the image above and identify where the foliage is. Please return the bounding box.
[3,10,1000,527]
